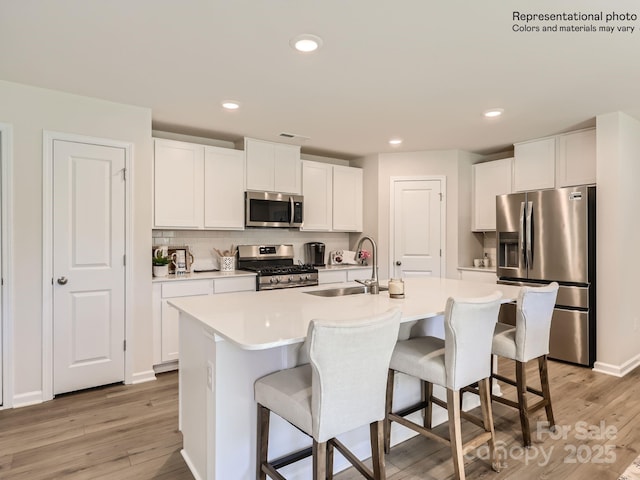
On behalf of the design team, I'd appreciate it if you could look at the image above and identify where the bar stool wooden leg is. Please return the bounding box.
[515,361,532,447]
[478,378,501,472]
[538,355,556,430]
[422,381,433,429]
[257,404,270,480]
[312,440,327,480]
[370,420,386,480]
[384,369,395,454]
[446,389,466,480]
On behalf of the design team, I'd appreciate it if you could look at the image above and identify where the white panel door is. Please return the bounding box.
[53,140,125,395]
[392,179,442,278]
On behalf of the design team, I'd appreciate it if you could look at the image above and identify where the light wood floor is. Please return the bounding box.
[0,362,638,479]
[0,371,192,479]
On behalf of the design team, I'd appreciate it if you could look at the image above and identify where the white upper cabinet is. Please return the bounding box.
[153,138,245,230]
[301,161,332,231]
[154,139,204,228]
[332,165,363,232]
[245,138,301,194]
[556,128,596,187]
[301,160,363,232]
[513,137,556,192]
[204,146,245,230]
[472,158,513,231]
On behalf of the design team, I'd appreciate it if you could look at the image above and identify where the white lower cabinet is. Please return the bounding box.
[317,267,371,285]
[458,269,497,284]
[153,276,255,368]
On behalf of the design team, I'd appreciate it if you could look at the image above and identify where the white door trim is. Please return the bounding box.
[42,131,134,401]
[389,176,447,278]
[0,123,14,408]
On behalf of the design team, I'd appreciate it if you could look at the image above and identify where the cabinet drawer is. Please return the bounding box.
[214,276,256,293]
[161,280,213,298]
[347,268,371,281]
[318,270,347,284]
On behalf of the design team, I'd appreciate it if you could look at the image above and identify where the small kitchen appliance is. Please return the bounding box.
[304,242,326,266]
[237,244,318,291]
[245,191,303,228]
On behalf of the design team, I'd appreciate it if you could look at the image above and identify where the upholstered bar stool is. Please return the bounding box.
[254,308,401,480]
[384,292,503,480]
[491,282,559,447]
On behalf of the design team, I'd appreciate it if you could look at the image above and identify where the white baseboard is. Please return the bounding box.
[181,449,203,480]
[153,361,179,374]
[130,370,157,384]
[593,353,640,377]
[13,390,44,408]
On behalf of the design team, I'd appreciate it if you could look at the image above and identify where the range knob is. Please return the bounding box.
[270,276,280,284]
[289,276,296,282]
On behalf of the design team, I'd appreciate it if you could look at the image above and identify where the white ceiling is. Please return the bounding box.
[1,0,639,159]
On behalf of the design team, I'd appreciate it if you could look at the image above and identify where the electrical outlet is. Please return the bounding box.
[207,362,214,392]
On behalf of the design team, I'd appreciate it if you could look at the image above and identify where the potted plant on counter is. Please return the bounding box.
[153,251,170,277]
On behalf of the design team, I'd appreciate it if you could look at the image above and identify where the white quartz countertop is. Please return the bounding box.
[168,277,521,351]
[457,266,497,273]
[152,270,256,283]
[317,264,370,270]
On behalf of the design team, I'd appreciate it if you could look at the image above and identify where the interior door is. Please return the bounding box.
[53,140,126,395]
[392,179,443,277]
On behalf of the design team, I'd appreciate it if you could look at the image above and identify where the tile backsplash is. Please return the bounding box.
[152,229,351,270]
[482,232,497,267]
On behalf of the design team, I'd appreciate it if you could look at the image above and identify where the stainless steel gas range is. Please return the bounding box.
[237,244,319,291]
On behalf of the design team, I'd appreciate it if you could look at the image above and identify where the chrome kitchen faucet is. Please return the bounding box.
[355,235,379,294]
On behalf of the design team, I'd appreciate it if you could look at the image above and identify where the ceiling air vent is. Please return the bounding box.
[279,132,310,141]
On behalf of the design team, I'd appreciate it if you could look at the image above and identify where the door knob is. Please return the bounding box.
[396,261,402,266]
[57,276,68,285]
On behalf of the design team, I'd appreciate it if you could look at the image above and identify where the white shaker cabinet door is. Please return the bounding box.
[513,137,556,192]
[245,138,275,192]
[556,128,596,187]
[472,158,512,231]
[273,143,301,194]
[154,139,204,228]
[204,146,245,230]
[332,165,363,232]
[301,160,332,231]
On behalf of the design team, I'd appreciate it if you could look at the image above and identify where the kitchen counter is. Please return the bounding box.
[317,264,370,270]
[457,265,497,272]
[151,269,256,283]
[170,277,521,479]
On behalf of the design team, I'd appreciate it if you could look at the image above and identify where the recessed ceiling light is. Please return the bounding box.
[483,108,504,118]
[222,101,240,110]
[389,138,403,145]
[290,34,323,53]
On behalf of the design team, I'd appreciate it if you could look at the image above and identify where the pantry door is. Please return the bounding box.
[52,139,126,395]
[390,177,445,278]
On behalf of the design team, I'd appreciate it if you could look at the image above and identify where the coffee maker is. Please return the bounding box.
[304,242,326,266]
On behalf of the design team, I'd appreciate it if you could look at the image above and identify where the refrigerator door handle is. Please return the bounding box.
[526,201,533,268]
[519,201,526,267]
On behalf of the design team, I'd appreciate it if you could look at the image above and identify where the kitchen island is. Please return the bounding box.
[169,277,522,480]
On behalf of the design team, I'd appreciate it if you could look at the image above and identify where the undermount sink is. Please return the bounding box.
[304,285,388,297]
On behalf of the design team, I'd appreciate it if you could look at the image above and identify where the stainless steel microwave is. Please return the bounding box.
[245,191,303,228]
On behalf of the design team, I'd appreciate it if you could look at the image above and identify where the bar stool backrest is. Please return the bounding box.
[516,282,559,362]
[445,292,503,390]
[308,308,401,443]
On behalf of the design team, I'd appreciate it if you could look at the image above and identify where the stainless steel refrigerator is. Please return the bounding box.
[496,185,596,366]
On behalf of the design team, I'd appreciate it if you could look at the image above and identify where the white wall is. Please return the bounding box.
[595,112,640,375]
[354,150,475,280]
[0,80,153,403]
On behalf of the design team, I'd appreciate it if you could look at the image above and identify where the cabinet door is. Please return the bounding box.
[161,300,180,362]
[273,144,301,194]
[556,129,596,187]
[301,161,332,231]
[459,270,497,284]
[513,138,556,192]
[318,270,347,284]
[472,158,512,231]
[154,139,204,228]
[204,146,245,230]
[245,138,274,191]
[332,166,363,232]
